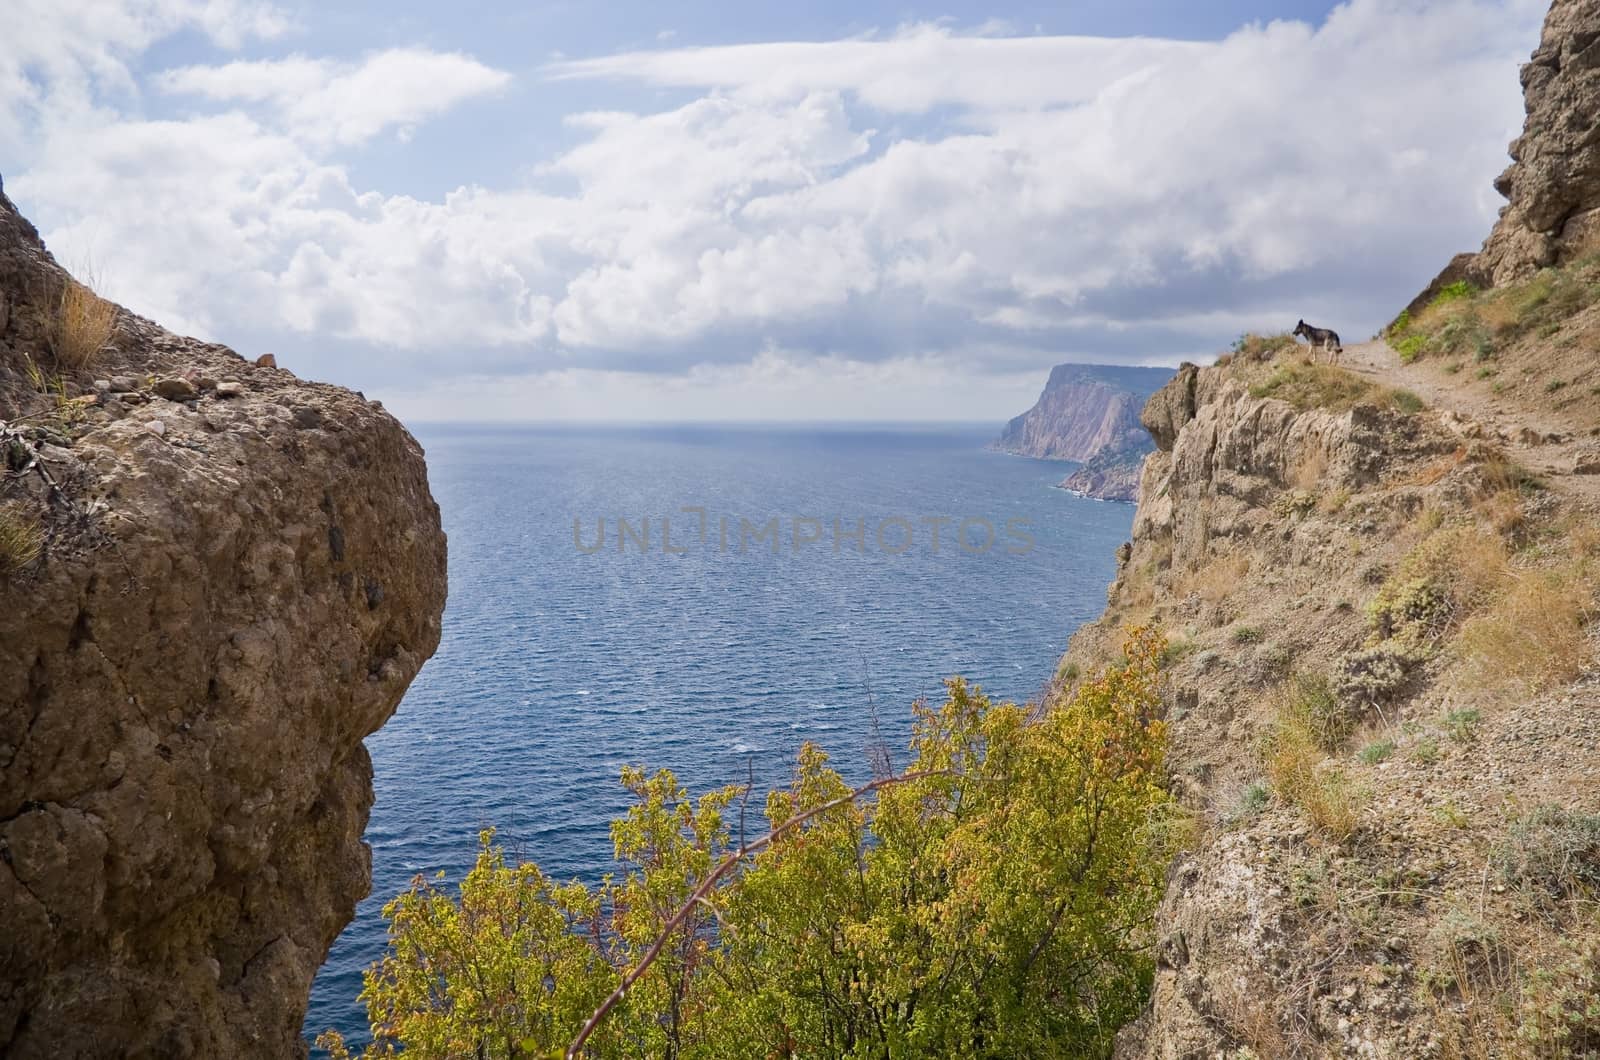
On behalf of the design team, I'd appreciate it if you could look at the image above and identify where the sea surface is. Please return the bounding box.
[304,422,1134,1049]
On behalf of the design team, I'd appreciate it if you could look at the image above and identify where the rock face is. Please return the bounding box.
[1471,0,1600,285]
[993,364,1173,462]
[0,179,447,1057]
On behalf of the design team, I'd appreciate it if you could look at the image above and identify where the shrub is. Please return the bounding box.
[0,505,43,577]
[1356,738,1394,765]
[322,630,1178,1059]
[1331,648,1413,712]
[1366,526,1508,653]
[54,278,117,370]
[1496,805,1600,901]
[1232,625,1263,644]
[1443,707,1481,743]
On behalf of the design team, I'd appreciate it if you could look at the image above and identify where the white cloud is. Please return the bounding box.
[158,49,511,145]
[0,0,1550,421]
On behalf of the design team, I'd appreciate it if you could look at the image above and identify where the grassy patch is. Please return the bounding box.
[1231,331,1296,362]
[0,504,43,577]
[1249,361,1425,414]
[1265,717,1364,840]
[1357,738,1395,765]
[1389,259,1600,364]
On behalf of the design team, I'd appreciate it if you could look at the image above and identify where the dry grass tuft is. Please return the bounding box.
[0,504,44,577]
[1458,568,1595,692]
[1288,447,1329,491]
[1264,689,1365,840]
[54,277,118,370]
[1174,551,1251,605]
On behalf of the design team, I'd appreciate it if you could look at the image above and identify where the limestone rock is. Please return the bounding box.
[1474,0,1600,285]
[152,377,197,402]
[0,176,447,1057]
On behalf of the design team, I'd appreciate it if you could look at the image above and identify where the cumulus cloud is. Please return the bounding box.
[0,0,1549,419]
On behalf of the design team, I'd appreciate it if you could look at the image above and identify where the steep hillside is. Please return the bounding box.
[1063,6,1600,1050]
[0,179,447,1056]
[1056,339,1599,1058]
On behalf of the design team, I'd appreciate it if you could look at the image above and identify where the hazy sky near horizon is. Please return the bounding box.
[4,0,1545,422]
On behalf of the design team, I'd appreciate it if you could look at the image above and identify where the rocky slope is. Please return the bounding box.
[0,180,447,1057]
[1059,6,1600,1052]
[1060,345,1600,1058]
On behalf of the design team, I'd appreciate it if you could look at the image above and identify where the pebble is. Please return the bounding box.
[109,376,138,393]
[215,381,244,399]
[146,420,166,437]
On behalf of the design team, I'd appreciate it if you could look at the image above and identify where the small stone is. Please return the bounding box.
[146,420,166,437]
[109,376,137,393]
[153,377,198,402]
[255,353,277,368]
[92,379,111,392]
[215,381,244,399]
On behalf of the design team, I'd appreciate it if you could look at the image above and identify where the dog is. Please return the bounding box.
[1293,319,1343,363]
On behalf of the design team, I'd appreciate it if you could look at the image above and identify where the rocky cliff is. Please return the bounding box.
[0,181,447,1057]
[1464,0,1600,286]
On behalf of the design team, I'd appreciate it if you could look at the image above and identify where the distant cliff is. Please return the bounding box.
[994,364,1173,461]
[0,180,447,1057]
[993,364,1172,500]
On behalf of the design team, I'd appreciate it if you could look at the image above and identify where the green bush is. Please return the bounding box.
[321,631,1178,1059]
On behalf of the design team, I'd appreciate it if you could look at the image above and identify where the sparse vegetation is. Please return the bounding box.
[1264,679,1366,840]
[1231,331,1295,362]
[1458,567,1595,692]
[1356,738,1394,765]
[53,276,117,370]
[0,504,43,577]
[1387,258,1600,366]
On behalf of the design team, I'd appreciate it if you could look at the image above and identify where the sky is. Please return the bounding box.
[4,0,1547,423]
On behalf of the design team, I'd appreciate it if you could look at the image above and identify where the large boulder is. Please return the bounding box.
[0,177,448,1057]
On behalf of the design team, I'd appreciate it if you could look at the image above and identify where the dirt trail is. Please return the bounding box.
[1341,338,1600,507]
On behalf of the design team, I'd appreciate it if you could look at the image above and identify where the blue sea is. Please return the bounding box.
[304,423,1134,1048]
